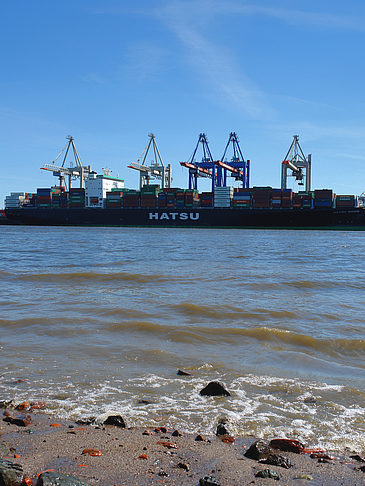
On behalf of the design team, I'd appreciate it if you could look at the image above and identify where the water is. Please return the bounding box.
[0,226,364,452]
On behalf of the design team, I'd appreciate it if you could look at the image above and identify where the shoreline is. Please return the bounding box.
[1,403,365,485]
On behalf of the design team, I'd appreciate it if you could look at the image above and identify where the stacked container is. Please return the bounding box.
[335,195,356,209]
[105,191,123,208]
[253,187,272,208]
[123,190,140,208]
[232,188,252,208]
[214,186,233,207]
[184,189,200,207]
[157,191,167,208]
[69,188,85,208]
[140,185,159,208]
[281,189,293,208]
[292,194,303,209]
[200,192,214,207]
[5,192,28,208]
[36,188,53,208]
[314,189,333,208]
[162,188,179,208]
[299,192,313,209]
[271,189,282,209]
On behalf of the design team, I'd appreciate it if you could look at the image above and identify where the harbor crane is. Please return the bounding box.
[219,132,250,188]
[40,136,94,190]
[180,133,216,191]
[281,135,311,192]
[181,132,250,191]
[128,133,171,189]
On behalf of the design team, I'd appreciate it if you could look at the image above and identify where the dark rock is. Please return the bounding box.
[358,465,365,472]
[310,453,333,460]
[75,417,95,425]
[195,434,209,442]
[255,469,280,480]
[269,438,304,453]
[177,369,192,376]
[3,412,32,427]
[103,415,126,428]
[216,423,229,436]
[35,471,91,485]
[244,440,272,460]
[350,454,365,463]
[199,476,220,486]
[259,453,292,469]
[176,462,190,471]
[318,458,331,463]
[158,471,169,477]
[171,429,182,437]
[142,430,154,436]
[199,381,231,397]
[0,400,14,409]
[0,458,23,486]
[137,400,151,405]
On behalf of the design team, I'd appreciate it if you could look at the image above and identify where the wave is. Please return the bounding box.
[171,302,298,320]
[104,320,365,355]
[13,271,170,284]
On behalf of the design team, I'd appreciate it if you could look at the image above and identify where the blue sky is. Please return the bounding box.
[1,0,365,204]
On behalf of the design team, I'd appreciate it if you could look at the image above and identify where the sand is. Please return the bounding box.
[1,408,365,485]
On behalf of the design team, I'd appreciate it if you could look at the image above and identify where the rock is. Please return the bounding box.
[199,476,220,486]
[259,453,292,469]
[293,474,313,480]
[358,465,365,472]
[176,462,190,471]
[177,369,191,376]
[0,400,14,409]
[137,400,151,405]
[244,440,272,460]
[95,411,126,427]
[216,422,229,436]
[200,381,231,396]
[255,469,280,480]
[0,458,23,486]
[3,412,32,427]
[142,430,154,436]
[103,415,126,427]
[269,438,305,454]
[195,434,209,442]
[171,429,182,437]
[35,471,91,485]
[350,454,365,463]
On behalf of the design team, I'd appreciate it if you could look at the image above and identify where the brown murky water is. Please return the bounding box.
[0,226,364,451]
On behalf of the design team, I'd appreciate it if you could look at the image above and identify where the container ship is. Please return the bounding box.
[3,134,365,230]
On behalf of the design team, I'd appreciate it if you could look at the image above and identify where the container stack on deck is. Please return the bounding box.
[214,186,234,207]
[314,189,333,208]
[7,183,361,213]
[253,187,272,208]
[335,195,356,209]
[69,188,85,208]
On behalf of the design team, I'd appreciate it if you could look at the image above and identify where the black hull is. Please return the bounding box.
[5,207,365,229]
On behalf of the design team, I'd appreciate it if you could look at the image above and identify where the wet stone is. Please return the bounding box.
[75,417,95,425]
[103,415,126,428]
[0,458,23,486]
[244,440,272,460]
[259,453,292,469]
[35,471,91,485]
[171,429,182,437]
[176,462,190,471]
[177,369,192,376]
[269,438,304,454]
[255,468,280,480]
[216,423,229,436]
[350,454,365,463]
[199,381,231,397]
[199,475,220,486]
[3,412,32,427]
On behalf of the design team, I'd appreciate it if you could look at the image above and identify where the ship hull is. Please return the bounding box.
[5,207,365,229]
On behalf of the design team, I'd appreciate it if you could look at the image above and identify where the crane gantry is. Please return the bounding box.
[281,135,311,192]
[40,136,94,190]
[128,133,171,189]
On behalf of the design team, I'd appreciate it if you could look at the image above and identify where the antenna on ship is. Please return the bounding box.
[40,136,94,190]
[128,133,171,189]
[281,135,311,192]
